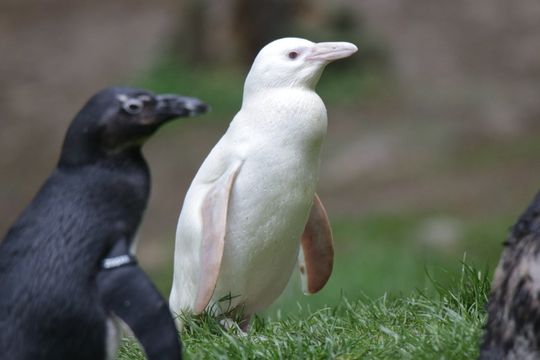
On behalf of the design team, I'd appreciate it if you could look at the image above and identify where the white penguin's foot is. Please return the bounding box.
[238,315,252,333]
[219,314,252,336]
[174,317,185,332]
[219,318,248,336]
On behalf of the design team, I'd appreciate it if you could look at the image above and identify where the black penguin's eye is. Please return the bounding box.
[122,99,143,115]
[288,51,299,60]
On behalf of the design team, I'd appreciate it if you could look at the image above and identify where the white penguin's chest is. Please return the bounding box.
[214,146,320,313]
[212,92,327,312]
[229,144,319,245]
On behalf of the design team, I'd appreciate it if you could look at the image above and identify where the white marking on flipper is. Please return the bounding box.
[105,316,122,360]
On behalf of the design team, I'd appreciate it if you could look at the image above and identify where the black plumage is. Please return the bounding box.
[0,87,208,360]
[480,191,540,359]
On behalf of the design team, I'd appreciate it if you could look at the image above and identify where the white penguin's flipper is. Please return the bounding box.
[194,160,243,314]
[298,194,334,294]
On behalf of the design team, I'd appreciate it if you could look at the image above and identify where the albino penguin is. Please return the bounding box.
[170,37,357,329]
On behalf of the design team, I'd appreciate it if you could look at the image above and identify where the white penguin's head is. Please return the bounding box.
[243,37,357,97]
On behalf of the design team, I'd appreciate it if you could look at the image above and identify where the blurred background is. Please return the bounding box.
[1,0,540,315]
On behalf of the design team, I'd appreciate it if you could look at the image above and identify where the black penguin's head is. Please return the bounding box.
[59,87,208,166]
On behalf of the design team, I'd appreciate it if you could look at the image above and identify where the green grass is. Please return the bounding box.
[118,262,490,359]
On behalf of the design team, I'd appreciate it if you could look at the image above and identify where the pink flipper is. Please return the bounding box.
[298,194,334,294]
[193,161,243,314]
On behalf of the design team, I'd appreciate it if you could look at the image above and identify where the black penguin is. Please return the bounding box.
[0,87,208,360]
[480,191,540,359]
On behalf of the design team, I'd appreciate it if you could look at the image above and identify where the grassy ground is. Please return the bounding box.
[118,262,491,359]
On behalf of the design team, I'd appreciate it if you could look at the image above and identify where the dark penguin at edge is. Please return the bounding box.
[480,191,540,360]
[0,87,208,360]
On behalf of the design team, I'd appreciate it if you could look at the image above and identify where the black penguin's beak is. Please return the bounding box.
[155,94,210,122]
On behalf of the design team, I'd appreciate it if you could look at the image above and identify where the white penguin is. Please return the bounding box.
[170,37,358,329]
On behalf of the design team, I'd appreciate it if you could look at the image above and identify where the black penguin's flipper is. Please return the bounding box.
[97,241,182,360]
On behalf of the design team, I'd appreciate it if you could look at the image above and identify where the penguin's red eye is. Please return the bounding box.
[288,51,299,59]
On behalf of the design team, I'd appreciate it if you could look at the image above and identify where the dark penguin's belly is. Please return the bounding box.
[0,265,108,360]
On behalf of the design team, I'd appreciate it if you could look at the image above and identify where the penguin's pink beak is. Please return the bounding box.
[306,42,358,62]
